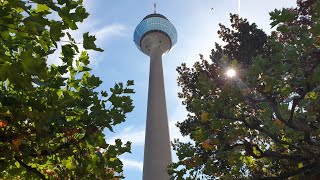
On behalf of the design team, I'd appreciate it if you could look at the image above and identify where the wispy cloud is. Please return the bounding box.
[107,126,145,146]
[94,24,127,42]
[122,158,143,171]
[87,23,128,66]
[46,23,127,67]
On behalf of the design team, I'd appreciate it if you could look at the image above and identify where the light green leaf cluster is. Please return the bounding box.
[0,0,134,179]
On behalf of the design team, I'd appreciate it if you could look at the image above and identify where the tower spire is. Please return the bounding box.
[154,0,156,14]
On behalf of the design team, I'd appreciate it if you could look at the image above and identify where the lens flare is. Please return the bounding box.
[226,69,236,77]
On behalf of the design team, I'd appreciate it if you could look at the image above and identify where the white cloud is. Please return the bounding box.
[107,126,145,146]
[46,23,127,68]
[45,0,128,67]
[94,24,127,42]
[122,158,143,171]
[83,0,95,13]
[169,113,191,143]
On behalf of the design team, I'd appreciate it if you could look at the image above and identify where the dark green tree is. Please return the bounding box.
[170,0,320,179]
[0,0,134,179]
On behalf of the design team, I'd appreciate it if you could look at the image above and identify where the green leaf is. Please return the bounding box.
[127,80,134,86]
[75,6,89,21]
[66,161,76,170]
[0,62,12,81]
[0,0,133,178]
[21,50,44,74]
[61,44,75,65]
[37,4,49,13]
[78,66,91,72]
[50,21,64,42]
[101,91,108,97]
[253,146,261,156]
[23,15,48,35]
[78,51,90,65]
[15,161,20,168]
[123,88,134,93]
[83,32,104,52]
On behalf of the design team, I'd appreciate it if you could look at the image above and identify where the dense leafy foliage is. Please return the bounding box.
[0,0,134,179]
[170,0,320,179]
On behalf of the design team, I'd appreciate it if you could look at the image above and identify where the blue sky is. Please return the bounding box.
[51,0,297,179]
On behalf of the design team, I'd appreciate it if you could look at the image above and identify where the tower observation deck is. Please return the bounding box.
[134,13,177,180]
[134,13,177,56]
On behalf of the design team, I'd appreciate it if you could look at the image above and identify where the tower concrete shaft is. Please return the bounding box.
[134,12,177,180]
[143,47,172,180]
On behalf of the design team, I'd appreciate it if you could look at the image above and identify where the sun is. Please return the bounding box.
[226,68,236,77]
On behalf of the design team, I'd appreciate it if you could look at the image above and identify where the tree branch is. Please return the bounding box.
[224,140,309,163]
[288,97,298,124]
[267,99,287,123]
[245,96,267,103]
[14,156,47,180]
[268,98,311,133]
[259,162,320,179]
[244,142,309,162]
[216,112,302,151]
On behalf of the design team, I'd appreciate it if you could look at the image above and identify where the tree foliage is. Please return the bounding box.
[0,0,134,179]
[170,0,320,179]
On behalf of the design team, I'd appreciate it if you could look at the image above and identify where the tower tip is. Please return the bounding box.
[154,0,156,14]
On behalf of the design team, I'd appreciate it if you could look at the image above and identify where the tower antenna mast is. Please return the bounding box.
[154,0,156,14]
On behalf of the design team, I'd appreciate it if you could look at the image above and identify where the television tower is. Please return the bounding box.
[133,3,177,180]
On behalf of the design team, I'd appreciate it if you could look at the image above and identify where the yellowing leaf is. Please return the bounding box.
[243,156,254,167]
[262,167,267,172]
[274,118,284,127]
[243,88,252,96]
[307,92,317,100]
[316,36,320,47]
[193,130,204,142]
[200,112,209,123]
[0,120,8,128]
[202,139,213,150]
[253,146,261,156]
[12,138,22,151]
[263,85,272,93]
[44,169,56,176]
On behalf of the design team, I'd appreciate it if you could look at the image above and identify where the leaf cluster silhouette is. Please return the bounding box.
[170,0,320,179]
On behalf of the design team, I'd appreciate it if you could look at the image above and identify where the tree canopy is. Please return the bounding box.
[170,0,320,179]
[0,0,134,179]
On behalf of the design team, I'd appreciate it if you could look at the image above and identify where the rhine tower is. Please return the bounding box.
[133,4,177,180]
